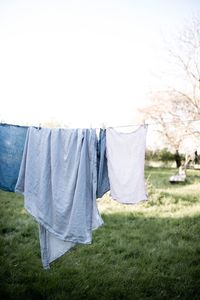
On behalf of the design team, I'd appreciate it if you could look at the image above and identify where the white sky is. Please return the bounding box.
[0,0,199,127]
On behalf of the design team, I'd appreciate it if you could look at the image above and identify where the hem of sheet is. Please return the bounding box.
[110,193,148,205]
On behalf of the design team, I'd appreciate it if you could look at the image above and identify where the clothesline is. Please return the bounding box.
[1,118,200,130]
[96,118,200,129]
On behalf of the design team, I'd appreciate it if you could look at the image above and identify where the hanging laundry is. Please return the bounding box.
[15,127,103,269]
[106,125,148,204]
[0,123,28,192]
[96,128,110,198]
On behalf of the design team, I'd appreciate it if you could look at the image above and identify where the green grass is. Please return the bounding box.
[0,167,200,300]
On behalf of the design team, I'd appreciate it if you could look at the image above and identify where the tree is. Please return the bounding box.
[141,15,200,154]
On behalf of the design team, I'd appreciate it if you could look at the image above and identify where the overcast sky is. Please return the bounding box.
[0,0,199,127]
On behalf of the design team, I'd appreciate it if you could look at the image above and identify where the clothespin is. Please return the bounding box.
[143,119,147,128]
[102,122,106,130]
[38,123,42,130]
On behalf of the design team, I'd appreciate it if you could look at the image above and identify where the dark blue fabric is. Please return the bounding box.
[96,129,110,198]
[0,123,28,192]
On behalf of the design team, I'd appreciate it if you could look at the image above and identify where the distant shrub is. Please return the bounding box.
[146,148,184,162]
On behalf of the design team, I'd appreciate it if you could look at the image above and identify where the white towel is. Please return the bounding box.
[106,125,148,204]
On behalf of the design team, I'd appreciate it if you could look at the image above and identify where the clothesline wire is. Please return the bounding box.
[99,118,200,129]
[1,118,200,129]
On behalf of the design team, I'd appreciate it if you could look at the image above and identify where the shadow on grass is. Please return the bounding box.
[0,209,200,300]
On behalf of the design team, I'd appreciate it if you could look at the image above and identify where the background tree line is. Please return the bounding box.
[145,148,185,162]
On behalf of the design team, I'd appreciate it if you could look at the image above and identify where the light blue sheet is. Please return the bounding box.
[15,127,103,268]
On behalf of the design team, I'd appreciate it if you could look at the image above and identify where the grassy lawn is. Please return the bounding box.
[0,167,200,300]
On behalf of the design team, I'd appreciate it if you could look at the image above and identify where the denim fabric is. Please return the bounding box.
[0,123,28,192]
[96,129,110,198]
[15,127,103,269]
